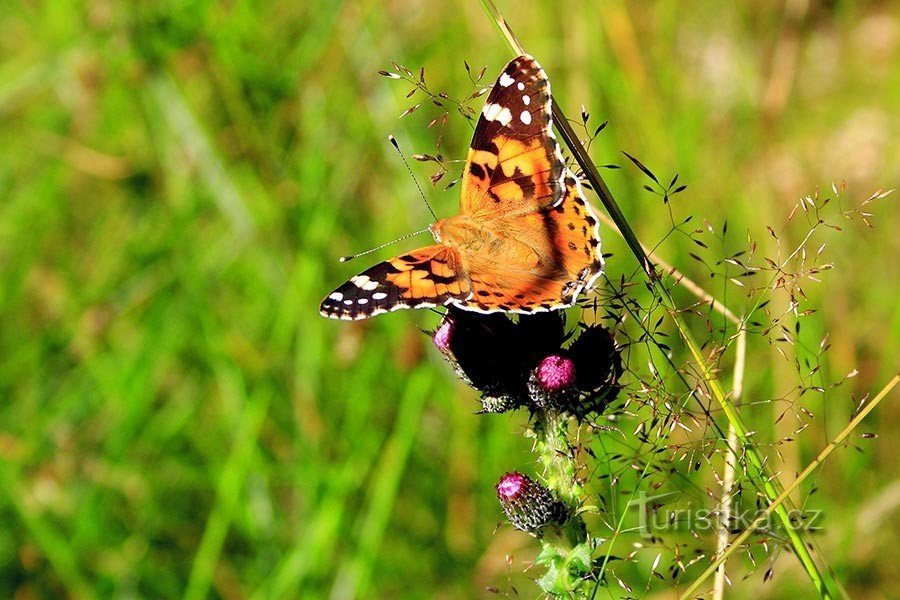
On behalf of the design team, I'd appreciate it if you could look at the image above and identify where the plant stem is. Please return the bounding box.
[533,412,587,547]
[534,412,581,503]
[713,331,745,600]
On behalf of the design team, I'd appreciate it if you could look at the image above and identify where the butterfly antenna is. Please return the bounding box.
[388,135,438,221]
[339,226,431,263]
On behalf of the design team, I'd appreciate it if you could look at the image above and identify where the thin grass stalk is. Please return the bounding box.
[680,373,900,598]
[476,0,837,596]
[713,331,745,600]
[590,179,750,599]
[590,196,743,325]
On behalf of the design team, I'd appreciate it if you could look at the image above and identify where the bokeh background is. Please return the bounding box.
[1,1,898,598]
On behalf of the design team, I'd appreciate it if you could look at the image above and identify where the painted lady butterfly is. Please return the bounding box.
[320,54,604,320]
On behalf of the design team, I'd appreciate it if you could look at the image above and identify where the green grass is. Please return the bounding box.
[0,1,898,598]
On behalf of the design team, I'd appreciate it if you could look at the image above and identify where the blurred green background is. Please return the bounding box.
[1,1,898,598]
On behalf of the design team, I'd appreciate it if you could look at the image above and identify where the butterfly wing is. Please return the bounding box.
[460,54,566,219]
[452,174,603,313]
[319,245,470,320]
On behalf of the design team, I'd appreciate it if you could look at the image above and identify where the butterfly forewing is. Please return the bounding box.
[460,55,566,219]
[319,245,469,320]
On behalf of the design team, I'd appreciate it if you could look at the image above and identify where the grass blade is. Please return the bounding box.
[327,368,432,599]
[184,374,270,600]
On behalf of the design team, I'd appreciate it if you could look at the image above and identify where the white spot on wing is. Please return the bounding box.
[372,292,388,300]
[351,274,378,291]
[520,110,532,125]
[482,102,500,120]
[484,103,502,120]
[498,72,515,87]
[343,299,353,305]
[357,298,368,304]
[329,292,343,301]
[482,102,512,126]
[517,82,525,90]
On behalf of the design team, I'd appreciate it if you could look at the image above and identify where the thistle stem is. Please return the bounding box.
[534,412,580,503]
[532,412,586,547]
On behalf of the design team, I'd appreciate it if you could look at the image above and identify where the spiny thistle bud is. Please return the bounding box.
[477,394,523,414]
[495,471,569,533]
[527,353,578,409]
[564,325,623,419]
[431,313,474,387]
[569,325,621,394]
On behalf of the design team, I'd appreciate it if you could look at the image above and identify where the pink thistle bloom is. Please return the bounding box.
[495,472,528,500]
[535,354,576,391]
[433,318,453,352]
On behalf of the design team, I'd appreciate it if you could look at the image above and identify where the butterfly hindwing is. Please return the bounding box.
[542,174,605,295]
[453,174,603,313]
[319,245,470,320]
[460,55,565,218]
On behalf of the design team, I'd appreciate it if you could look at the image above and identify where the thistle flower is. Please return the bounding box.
[528,353,578,410]
[432,318,453,353]
[564,324,623,419]
[495,471,569,533]
[534,354,577,391]
[433,307,621,417]
[431,309,528,412]
[569,324,621,394]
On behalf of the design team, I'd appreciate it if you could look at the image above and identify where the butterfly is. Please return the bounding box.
[320,54,604,321]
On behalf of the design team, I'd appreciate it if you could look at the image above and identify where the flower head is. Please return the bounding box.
[431,309,526,412]
[495,471,568,533]
[432,307,622,417]
[495,471,529,500]
[535,354,577,391]
[569,325,621,392]
[564,324,623,418]
[527,353,578,410]
[432,308,565,413]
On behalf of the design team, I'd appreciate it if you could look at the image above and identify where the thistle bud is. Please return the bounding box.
[495,471,568,533]
[430,309,528,413]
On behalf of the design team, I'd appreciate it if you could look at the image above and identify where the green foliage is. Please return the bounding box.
[535,541,594,596]
[0,1,898,598]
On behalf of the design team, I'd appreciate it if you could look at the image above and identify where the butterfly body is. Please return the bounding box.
[320,55,604,321]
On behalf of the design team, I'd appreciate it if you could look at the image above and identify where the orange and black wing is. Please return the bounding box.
[319,245,470,320]
[453,174,604,314]
[459,55,566,219]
